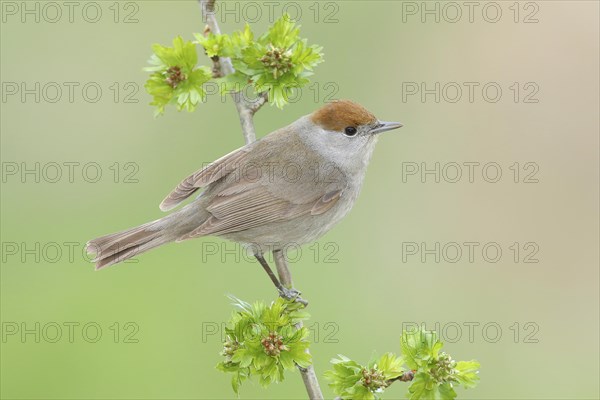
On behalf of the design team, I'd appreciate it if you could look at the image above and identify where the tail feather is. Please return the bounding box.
[88,222,156,258]
[89,233,168,270]
[87,203,205,270]
[87,219,169,270]
[88,222,172,271]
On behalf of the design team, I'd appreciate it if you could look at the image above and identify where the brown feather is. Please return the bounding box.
[310,99,377,132]
[159,146,251,211]
[174,131,346,241]
[311,190,342,215]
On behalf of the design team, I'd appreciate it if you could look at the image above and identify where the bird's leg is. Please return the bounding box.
[255,253,306,305]
[273,249,308,306]
[273,249,292,286]
[255,253,284,291]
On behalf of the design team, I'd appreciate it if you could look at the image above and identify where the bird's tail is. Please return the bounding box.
[86,205,199,270]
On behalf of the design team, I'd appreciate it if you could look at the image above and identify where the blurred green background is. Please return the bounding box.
[1,1,598,399]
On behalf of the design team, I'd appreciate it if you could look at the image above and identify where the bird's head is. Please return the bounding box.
[297,100,403,171]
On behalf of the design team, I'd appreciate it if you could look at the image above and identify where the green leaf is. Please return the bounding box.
[278,351,295,370]
[408,372,436,400]
[377,352,405,380]
[455,360,480,388]
[401,327,442,369]
[227,294,253,313]
[231,373,242,394]
[437,382,458,399]
[228,24,254,57]
[231,348,253,368]
[352,384,376,400]
[260,13,300,49]
[195,32,232,58]
[151,36,198,73]
[291,348,312,368]
[290,40,323,72]
[325,356,366,399]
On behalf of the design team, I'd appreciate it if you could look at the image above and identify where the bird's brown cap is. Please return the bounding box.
[310,100,377,132]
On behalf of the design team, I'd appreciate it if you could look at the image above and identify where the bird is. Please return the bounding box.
[86,99,402,296]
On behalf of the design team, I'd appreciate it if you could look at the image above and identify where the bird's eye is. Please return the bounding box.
[344,126,357,136]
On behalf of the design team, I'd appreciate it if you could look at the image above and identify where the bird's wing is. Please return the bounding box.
[178,180,342,239]
[159,146,252,211]
[164,127,346,240]
[176,130,346,239]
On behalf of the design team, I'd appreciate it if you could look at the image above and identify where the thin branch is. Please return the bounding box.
[299,365,326,400]
[200,0,232,74]
[199,0,256,144]
[333,371,416,400]
[393,370,416,382]
[249,91,269,115]
[274,250,324,400]
[198,2,324,399]
[232,97,257,144]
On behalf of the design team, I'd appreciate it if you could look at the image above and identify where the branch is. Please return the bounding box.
[199,0,268,144]
[392,370,416,383]
[200,0,233,74]
[249,91,269,114]
[274,250,323,399]
[333,371,415,400]
[198,2,323,399]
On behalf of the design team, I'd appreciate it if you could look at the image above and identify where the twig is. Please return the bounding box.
[333,371,415,400]
[274,250,324,400]
[249,91,269,114]
[198,1,324,399]
[199,0,256,144]
[393,370,416,382]
[200,0,232,73]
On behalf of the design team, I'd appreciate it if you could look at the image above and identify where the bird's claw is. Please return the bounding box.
[278,287,308,306]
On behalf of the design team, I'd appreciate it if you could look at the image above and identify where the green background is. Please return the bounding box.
[1,1,598,398]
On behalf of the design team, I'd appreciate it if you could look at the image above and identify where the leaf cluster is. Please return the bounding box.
[216,296,312,394]
[325,353,405,400]
[325,328,480,400]
[144,14,323,114]
[144,37,212,116]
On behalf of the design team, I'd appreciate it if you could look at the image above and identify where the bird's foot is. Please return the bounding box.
[278,287,308,306]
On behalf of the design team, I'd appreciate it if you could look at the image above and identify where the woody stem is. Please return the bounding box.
[198,1,324,399]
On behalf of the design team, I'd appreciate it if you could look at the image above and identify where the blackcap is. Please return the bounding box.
[87,100,402,285]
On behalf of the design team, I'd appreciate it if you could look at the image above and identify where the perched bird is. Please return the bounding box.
[87,100,402,296]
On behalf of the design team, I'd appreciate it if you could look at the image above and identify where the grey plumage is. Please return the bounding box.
[86,101,402,270]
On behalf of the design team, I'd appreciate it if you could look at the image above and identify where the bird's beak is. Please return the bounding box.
[370,121,403,134]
